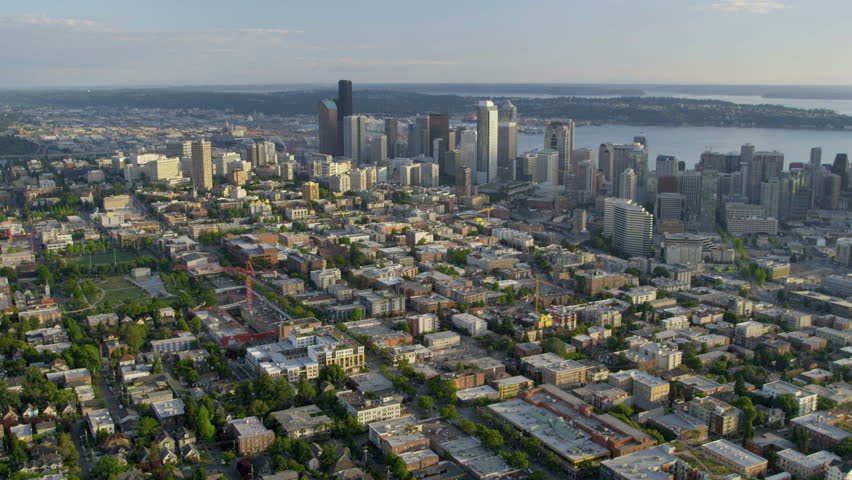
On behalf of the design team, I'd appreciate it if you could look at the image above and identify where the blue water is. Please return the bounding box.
[517,125,852,169]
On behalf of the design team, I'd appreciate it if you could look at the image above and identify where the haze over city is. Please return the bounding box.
[2,0,851,87]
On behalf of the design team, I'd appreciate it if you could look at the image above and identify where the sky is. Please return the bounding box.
[0,0,849,88]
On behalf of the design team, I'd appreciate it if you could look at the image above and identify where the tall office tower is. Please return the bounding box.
[810,147,822,168]
[633,135,647,150]
[699,151,741,173]
[369,135,387,166]
[573,148,594,165]
[760,180,782,219]
[385,118,398,159]
[428,113,449,157]
[832,153,849,190]
[821,173,841,209]
[655,193,685,221]
[740,143,755,165]
[318,99,339,156]
[628,145,649,204]
[445,150,461,179]
[303,181,320,201]
[343,115,368,164]
[407,116,430,157]
[699,170,719,232]
[536,149,559,185]
[679,170,702,223]
[789,187,812,221]
[246,141,277,168]
[746,151,784,204]
[497,101,518,181]
[545,121,575,186]
[190,140,213,193]
[619,168,637,201]
[456,167,472,197]
[575,160,597,204]
[598,144,615,183]
[336,80,353,155]
[166,141,192,161]
[600,143,636,191]
[604,198,654,257]
[476,100,498,184]
[656,155,678,178]
[458,128,477,171]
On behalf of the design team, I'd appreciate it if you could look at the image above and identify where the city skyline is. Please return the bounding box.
[1,0,850,87]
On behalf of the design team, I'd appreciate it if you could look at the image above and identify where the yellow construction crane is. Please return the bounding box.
[475,207,493,221]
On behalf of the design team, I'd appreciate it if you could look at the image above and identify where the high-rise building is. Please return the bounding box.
[544,121,575,186]
[408,116,430,157]
[699,151,740,173]
[699,170,719,232]
[167,141,194,177]
[246,141,277,168]
[656,155,678,178]
[190,140,213,192]
[628,145,649,204]
[680,170,702,223]
[536,149,559,185]
[832,153,849,190]
[476,100,498,184]
[760,180,782,219]
[604,198,654,257]
[619,168,637,202]
[655,193,685,221]
[456,167,472,198]
[497,101,518,181]
[445,149,461,179]
[369,135,387,166]
[810,147,822,168]
[343,115,368,164]
[821,173,841,209]
[336,80,353,155]
[458,128,477,171]
[428,113,449,157]
[746,151,784,204]
[384,118,398,159]
[318,99,338,156]
[575,159,597,204]
[303,181,320,201]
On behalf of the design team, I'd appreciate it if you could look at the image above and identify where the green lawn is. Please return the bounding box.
[66,251,139,266]
[96,276,150,305]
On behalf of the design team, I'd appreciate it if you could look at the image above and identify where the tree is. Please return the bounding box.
[351,307,363,322]
[542,337,568,357]
[319,443,338,467]
[94,456,123,478]
[417,396,434,411]
[151,358,163,374]
[609,404,634,417]
[440,404,458,420]
[505,450,529,469]
[319,364,346,384]
[138,417,160,440]
[652,266,670,278]
[191,468,208,480]
[478,427,503,450]
[196,405,216,442]
[773,394,799,419]
[754,269,767,286]
[817,397,837,411]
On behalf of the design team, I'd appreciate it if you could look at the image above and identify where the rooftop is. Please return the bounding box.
[702,439,767,469]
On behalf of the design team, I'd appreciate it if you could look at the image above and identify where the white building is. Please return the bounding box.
[452,313,487,337]
[763,381,818,416]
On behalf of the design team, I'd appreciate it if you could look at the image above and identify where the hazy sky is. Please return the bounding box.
[1,0,848,87]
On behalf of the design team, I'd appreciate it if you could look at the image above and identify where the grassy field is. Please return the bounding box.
[66,251,139,266]
[96,276,150,304]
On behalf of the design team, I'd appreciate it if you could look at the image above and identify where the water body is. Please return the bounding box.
[517,125,852,170]
[426,90,852,116]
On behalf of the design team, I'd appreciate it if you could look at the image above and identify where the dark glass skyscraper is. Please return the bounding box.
[318,99,338,156]
[336,80,353,156]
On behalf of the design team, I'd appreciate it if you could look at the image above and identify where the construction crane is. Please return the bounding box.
[175,261,268,313]
[475,207,494,221]
[534,274,561,313]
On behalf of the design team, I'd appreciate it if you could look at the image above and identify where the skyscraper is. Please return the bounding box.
[336,80,353,155]
[810,147,822,168]
[832,153,849,190]
[343,115,368,164]
[680,170,702,223]
[760,180,782,219]
[318,99,338,156]
[456,167,472,198]
[575,160,597,205]
[369,135,387,166]
[303,181,320,201]
[604,198,654,257]
[746,151,784,204]
[619,168,637,202]
[656,155,678,178]
[428,113,449,157]
[384,118,398,159]
[699,170,719,232]
[191,140,213,193]
[544,121,575,186]
[246,141,277,168]
[476,100,498,184]
[408,116,430,157]
[536,149,559,185]
[458,128,477,171]
[497,101,518,181]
